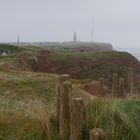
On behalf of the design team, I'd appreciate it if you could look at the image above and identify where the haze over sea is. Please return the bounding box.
[117,47,140,61]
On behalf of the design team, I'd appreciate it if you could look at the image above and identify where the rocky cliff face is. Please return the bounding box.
[16,49,140,90]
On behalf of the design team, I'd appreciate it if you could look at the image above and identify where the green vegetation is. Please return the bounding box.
[86,99,140,140]
[0,46,139,139]
[42,50,138,84]
[0,70,90,140]
[0,44,24,54]
[0,55,16,64]
[0,83,139,139]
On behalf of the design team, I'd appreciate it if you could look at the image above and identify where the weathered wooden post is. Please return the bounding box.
[59,81,72,138]
[118,78,125,97]
[56,84,61,122]
[90,128,106,140]
[128,67,134,95]
[56,74,70,122]
[59,74,70,84]
[98,78,105,97]
[70,98,84,140]
[112,74,118,97]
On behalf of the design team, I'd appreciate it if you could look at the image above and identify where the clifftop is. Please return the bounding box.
[36,41,114,52]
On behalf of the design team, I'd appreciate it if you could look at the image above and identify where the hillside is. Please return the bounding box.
[15,49,140,91]
[0,67,139,139]
[0,44,24,54]
[0,45,139,139]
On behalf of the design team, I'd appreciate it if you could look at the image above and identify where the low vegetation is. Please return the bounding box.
[0,44,24,54]
[0,45,139,139]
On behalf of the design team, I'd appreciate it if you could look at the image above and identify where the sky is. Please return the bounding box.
[0,0,140,59]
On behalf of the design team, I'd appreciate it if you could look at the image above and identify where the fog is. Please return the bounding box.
[0,0,140,59]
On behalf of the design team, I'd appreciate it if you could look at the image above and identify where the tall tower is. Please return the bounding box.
[73,30,77,42]
[17,35,20,43]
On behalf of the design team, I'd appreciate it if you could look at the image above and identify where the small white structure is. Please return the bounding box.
[2,52,6,56]
[0,51,7,56]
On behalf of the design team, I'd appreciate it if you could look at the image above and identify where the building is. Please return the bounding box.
[73,31,77,42]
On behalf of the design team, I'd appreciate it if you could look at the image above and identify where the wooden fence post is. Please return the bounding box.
[59,81,72,138]
[70,98,84,140]
[98,78,105,97]
[90,128,106,140]
[59,74,70,84]
[128,67,134,95]
[112,74,118,97]
[56,84,61,122]
[56,74,70,122]
[118,78,125,97]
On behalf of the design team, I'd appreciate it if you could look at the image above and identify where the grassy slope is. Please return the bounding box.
[0,70,92,140]
[35,50,140,90]
[0,47,139,139]
[0,44,24,53]
[0,44,25,65]
[38,50,139,80]
[0,70,139,140]
[86,99,140,140]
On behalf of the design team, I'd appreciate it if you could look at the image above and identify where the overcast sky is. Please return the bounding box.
[0,0,140,58]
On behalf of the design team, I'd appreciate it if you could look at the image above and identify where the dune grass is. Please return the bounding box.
[0,93,139,140]
[0,71,139,140]
[86,98,140,140]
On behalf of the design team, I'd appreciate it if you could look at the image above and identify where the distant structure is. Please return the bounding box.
[17,35,20,43]
[0,50,6,56]
[73,31,77,42]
